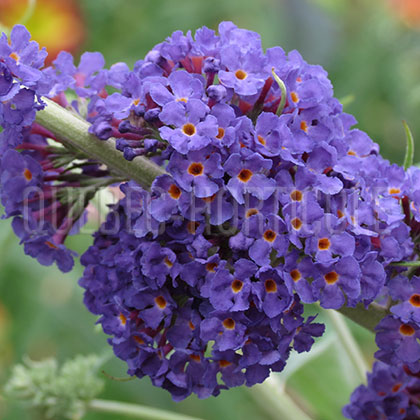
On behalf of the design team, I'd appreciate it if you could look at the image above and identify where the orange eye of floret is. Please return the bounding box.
[188,162,204,176]
[206,262,218,272]
[263,229,277,242]
[257,135,266,145]
[318,238,331,250]
[409,294,420,307]
[235,69,247,80]
[265,279,277,293]
[168,184,181,199]
[223,318,235,329]
[324,271,339,284]
[246,209,259,218]
[290,190,302,202]
[216,127,225,139]
[155,296,167,309]
[291,218,302,230]
[238,169,253,182]
[182,123,196,136]
[23,169,33,181]
[399,324,415,336]
[290,269,301,282]
[231,279,243,293]
[291,92,299,103]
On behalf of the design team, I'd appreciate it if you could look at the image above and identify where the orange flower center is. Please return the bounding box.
[409,294,420,307]
[231,279,243,293]
[9,52,19,62]
[119,313,127,325]
[216,127,225,139]
[291,217,302,230]
[237,169,253,182]
[257,135,266,145]
[223,318,235,329]
[399,324,415,336]
[263,229,277,242]
[318,238,331,250]
[206,262,218,272]
[290,190,302,202]
[182,123,196,136]
[324,271,339,284]
[23,168,33,181]
[235,69,248,80]
[300,121,308,132]
[291,92,299,103]
[246,208,259,218]
[155,296,167,309]
[290,269,301,282]
[168,184,181,199]
[188,162,204,176]
[265,279,277,293]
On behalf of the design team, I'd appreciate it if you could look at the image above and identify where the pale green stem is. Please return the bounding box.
[35,98,166,189]
[327,310,369,384]
[271,68,287,116]
[337,302,389,333]
[88,399,204,420]
[251,375,314,420]
[391,261,420,267]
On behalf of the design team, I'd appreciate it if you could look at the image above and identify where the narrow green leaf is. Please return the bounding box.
[271,68,287,116]
[403,120,415,170]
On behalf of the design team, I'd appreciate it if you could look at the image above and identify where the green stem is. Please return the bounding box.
[391,261,420,267]
[35,98,166,189]
[336,302,389,333]
[326,310,369,383]
[88,399,204,420]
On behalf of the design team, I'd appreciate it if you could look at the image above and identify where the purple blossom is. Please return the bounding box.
[224,151,276,204]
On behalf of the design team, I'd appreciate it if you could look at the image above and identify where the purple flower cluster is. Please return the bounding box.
[71,23,418,399]
[343,362,420,420]
[2,22,420,407]
[80,193,324,399]
[0,26,114,271]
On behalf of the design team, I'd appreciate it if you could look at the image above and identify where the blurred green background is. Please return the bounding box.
[0,0,419,419]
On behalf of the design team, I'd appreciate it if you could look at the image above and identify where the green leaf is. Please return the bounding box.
[271,68,287,116]
[403,120,415,170]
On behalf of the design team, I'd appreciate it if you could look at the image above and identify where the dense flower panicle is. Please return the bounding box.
[0,25,130,271]
[2,22,420,405]
[343,362,420,420]
[79,199,325,399]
